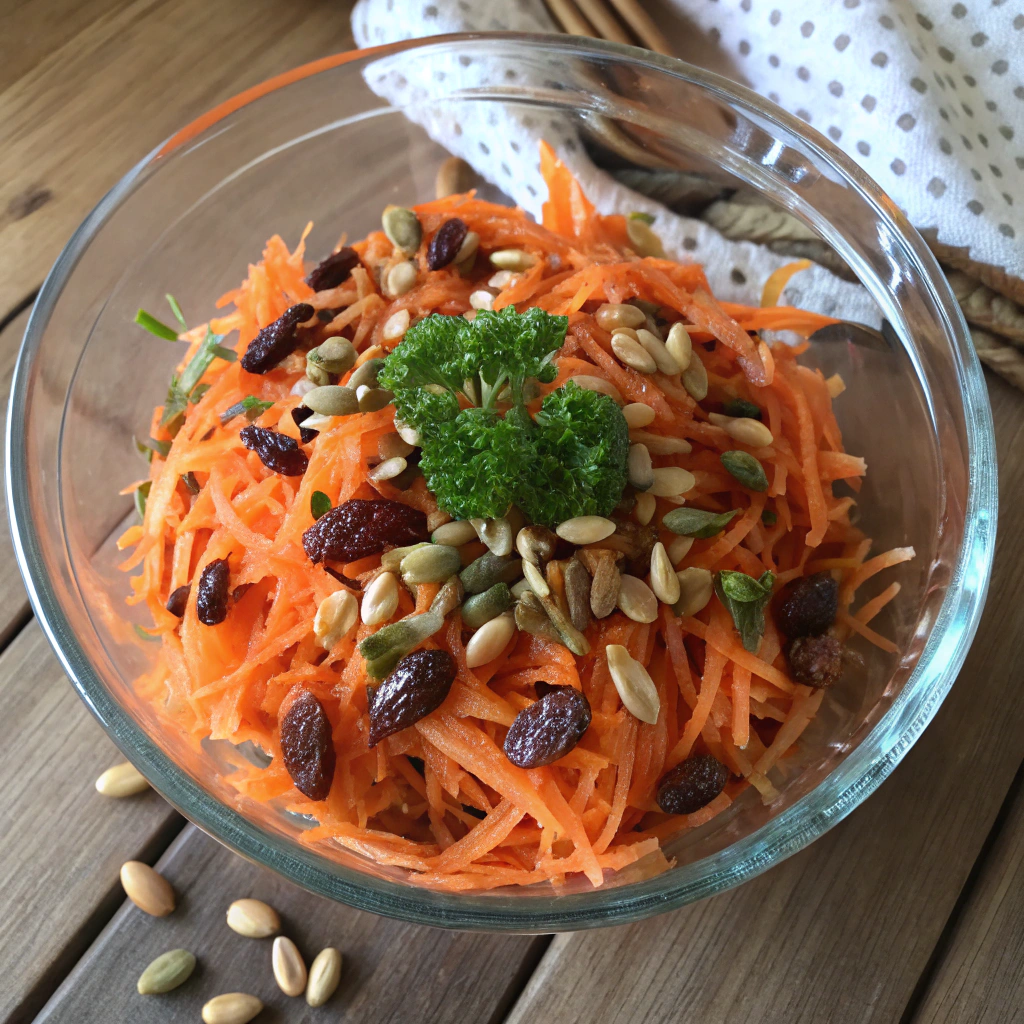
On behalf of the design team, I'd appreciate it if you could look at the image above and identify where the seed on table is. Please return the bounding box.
[95,761,149,798]
[273,936,308,997]
[381,205,422,253]
[304,385,359,417]
[556,515,616,545]
[400,543,462,584]
[201,993,264,1024]
[595,302,646,331]
[368,456,408,483]
[120,861,175,917]
[432,519,478,546]
[357,387,395,413]
[665,322,693,371]
[347,357,385,392]
[634,491,656,525]
[570,374,624,404]
[682,349,708,401]
[461,582,512,628]
[673,567,714,616]
[314,590,358,650]
[611,333,658,374]
[622,402,656,428]
[628,443,654,491]
[522,559,551,598]
[490,248,537,271]
[436,155,477,198]
[668,535,694,565]
[382,308,411,341]
[137,948,196,995]
[649,467,696,498]
[361,571,400,626]
[628,429,692,455]
[470,289,495,311]
[306,947,343,1007]
[649,542,681,604]
[226,898,280,938]
[605,644,660,724]
[465,611,516,667]
[617,574,659,623]
[385,261,418,297]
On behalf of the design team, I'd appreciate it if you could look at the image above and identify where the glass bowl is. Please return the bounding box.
[7,34,996,931]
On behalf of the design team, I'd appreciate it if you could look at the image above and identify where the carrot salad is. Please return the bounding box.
[122,143,912,891]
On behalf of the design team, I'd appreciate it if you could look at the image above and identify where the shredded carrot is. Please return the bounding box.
[124,143,912,891]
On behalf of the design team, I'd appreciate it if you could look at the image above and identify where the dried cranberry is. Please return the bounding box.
[302,498,428,564]
[240,425,309,476]
[165,584,190,617]
[281,691,335,800]
[305,247,359,291]
[787,634,843,688]
[504,686,592,768]
[656,754,730,815]
[775,571,839,638]
[368,650,457,747]
[427,218,468,270]
[196,559,230,626]
[291,405,319,444]
[240,303,314,374]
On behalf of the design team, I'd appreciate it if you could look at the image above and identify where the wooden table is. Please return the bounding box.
[2,3,1023,1022]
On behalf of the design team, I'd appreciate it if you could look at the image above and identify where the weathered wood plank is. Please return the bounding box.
[0,0,357,318]
[35,825,543,1024]
[913,771,1024,1023]
[0,621,182,1024]
[504,372,1024,1024]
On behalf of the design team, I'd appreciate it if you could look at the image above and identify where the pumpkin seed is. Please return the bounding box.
[226,898,280,938]
[378,431,415,461]
[201,993,263,1024]
[490,248,537,271]
[470,289,495,311]
[720,450,769,491]
[681,349,708,400]
[460,552,522,594]
[314,336,357,375]
[515,524,558,567]
[636,328,680,374]
[436,155,476,199]
[273,936,308,997]
[359,609,445,679]
[533,587,591,656]
[432,519,479,546]
[625,216,666,258]
[382,205,422,253]
[634,491,656,525]
[314,590,358,650]
[385,260,418,297]
[348,357,385,392]
[617,574,659,623]
[708,413,775,448]
[665,322,693,371]
[649,467,696,498]
[564,557,592,632]
[361,571,400,625]
[461,582,512,628]
[649,542,681,604]
[579,548,621,619]
[595,303,646,330]
[569,374,624,404]
[306,947,343,1007]
[430,575,465,618]
[95,761,149,798]
[668,535,694,565]
[628,430,692,455]
[380,542,430,571]
[606,644,660,724]
[475,517,513,556]
[137,949,196,995]
[120,861,175,917]
[628,443,654,490]
[304,385,359,417]
[465,612,516,667]
[662,506,740,538]
[556,515,616,545]
[400,544,461,584]
[515,590,563,644]
[358,387,395,412]
[673,567,715,617]
[305,357,331,387]
[611,333,657,374]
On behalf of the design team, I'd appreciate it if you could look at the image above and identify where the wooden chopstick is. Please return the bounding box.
[576,0,632,44]
[545,0,597,37]
[606,0,673,54]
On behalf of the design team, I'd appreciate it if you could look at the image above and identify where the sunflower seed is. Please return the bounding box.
[621,403,655,429]
[668,535,694,565]
[348,357,385,391]
[515,524,558,567]
[649,542,681,604]
[708,413,774,448]
[368,456,407,483]
[95,761,149,798]
[626,216,666,258]
[120,861,175,917]
[628,430,692,455]
[465,611,516,667]
[617,574,659,623]
[636,328,680,374]
[306,947,343,1007]
[361,571,400,625]
[564,557,592,632]
[430,575,465,618]
[556,515,616,545]
[665,323,693,371]
[628,443,654,490]
[314,590,358,650]
[634,491,656,525]
[432,519,479,546]
[382,308,411,341]
[455,230,480,265]
[522,559,551,598]
[682,349,708,400]
[226,898,280,938]
[569,374,624,404]
[673,567,715,616]
[201,993,263,1024]
[382,205,422,253]
[385,261,418,297]
[378,432,415,461]
[488,270,516,289]
[490,248,537,271]
[606,644,660,724]
[475,517,513,556]
[649,467,696,498]
[595,303,646,331]
[273,936,308,997]
[470,289,495,311]
[611,333,657,374]
[394,418,421,446]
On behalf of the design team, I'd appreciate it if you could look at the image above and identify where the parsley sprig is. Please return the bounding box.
[715,569,776,653]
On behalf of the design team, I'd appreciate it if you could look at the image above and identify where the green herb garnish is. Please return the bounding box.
[379,307,628,525]
[134,309,180,341]
[720,450,769,492]
[662,506,740,538]
[166,294,188,331]
[219,395,273,426]
[723,398,762,420]
[311,491,332,520]
[134,480,151,521]
[133,623,161,642]
[134,436,171,461]
[162,327,237,433]
[715,569,776,653]
[761,508,778,526]
[628,211,656,225]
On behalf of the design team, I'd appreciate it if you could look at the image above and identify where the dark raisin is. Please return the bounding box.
[534,680,564,699]
[240,425,309,476]
[240,303,314,374]
[291,405,319,444]
[427,217,468,270]
[196,559,230,626]
[775,571,839,638]
[323,565,363,591]
[232,583,252,602]
[305,247,359,291]
[787,634,843,688]
[165,584,190,617]
[368,650,457,746]
[281,691,335,800]
[302,498,428,564]
[656,754,730,815]
[504,687,592,768]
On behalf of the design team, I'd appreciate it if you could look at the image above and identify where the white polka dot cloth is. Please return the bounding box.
[352,0,1022,315]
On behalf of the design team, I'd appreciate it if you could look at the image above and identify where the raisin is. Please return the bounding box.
[427,217,468,270]
[240,303,314,374]
[291,405,319,444]
[656,754,730,815]
[504,686,592,768]
[302,498,428,564]
[281,691,335,800]
[775,571,839,638]
[787,634,843,688]
[368,649,457,747]
[196,559,230,626]
[305,247,359,291]
[240,425,309,476]
[165,584,190,617]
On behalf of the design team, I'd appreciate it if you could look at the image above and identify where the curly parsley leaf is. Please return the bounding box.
[715,569,775,653]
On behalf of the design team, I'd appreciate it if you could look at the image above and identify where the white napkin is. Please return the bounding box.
[352,0,1021,319]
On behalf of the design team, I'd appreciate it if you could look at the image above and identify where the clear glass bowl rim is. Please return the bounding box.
[6,32,997,932]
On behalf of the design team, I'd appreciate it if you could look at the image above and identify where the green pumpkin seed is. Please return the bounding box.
[137,949,196,995]
[347,357,386,392]
[304,385,359,417]
[305,356,331,387]
[357,387,394,413]
[720,450,769,492]
[460,552,523,594]
[382,205,422,253]
[359,609,444,679]
[381,542,430,570]
[400,544,461,584]
[662,507,741,538]
[310,336,356,375]
[461,583,512,628]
